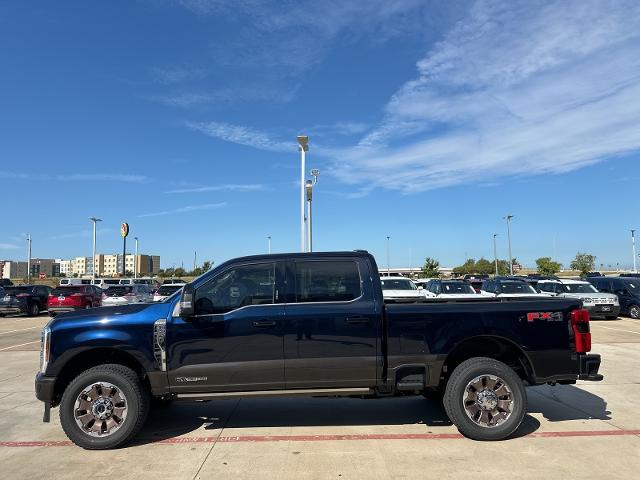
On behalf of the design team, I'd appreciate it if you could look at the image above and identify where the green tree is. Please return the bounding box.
[474,258,494,275]
[536,257,562,275]
[570,252,596,277]
[421,257,441,278]
[453,258,476,275]
[496,260,510,275]
[174,267,186,277]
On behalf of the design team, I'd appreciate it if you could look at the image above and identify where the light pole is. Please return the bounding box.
[297,135,309,252]
[493,233,498,276]
[26,233,32,283]
[504,214,514,275]
[632,229,637,273]
[305,180,313,252]
[267,236,272,254]
[134,236,139,279]
[386,236,391,275]
[89,217,101,280]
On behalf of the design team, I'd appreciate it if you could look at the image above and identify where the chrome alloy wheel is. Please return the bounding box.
[462,374,514,428]
[74,382,128,437]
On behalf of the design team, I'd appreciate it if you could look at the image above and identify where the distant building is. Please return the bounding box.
[55,259,71,276]
[30,258,56,277]
[0,261,28,279]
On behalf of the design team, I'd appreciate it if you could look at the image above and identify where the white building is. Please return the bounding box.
[55,259,71,276]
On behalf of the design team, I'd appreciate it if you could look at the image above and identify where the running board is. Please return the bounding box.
[175,387,372,401]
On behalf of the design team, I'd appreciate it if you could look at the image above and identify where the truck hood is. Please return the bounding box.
[383,290,423,298]
[48,301,174,331]
[562,293,618,302]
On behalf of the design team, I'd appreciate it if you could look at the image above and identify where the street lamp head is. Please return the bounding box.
[297,135,309,152]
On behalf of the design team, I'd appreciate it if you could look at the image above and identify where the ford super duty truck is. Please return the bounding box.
[35,251,602,449]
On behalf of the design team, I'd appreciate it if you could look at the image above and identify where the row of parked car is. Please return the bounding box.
[0,279,186,317]
[380,274,640,319]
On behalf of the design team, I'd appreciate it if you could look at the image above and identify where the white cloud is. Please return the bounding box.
[0,172,151,183]
[186,121,294,152]
[50,228,113,241]
[328,0,640,193]
[138,202,227,218]
[165,184,265,194]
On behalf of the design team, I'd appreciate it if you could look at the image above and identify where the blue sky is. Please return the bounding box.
[1,0,639,270]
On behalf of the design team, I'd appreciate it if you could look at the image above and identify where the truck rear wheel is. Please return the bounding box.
[443,357,526,441]
[59,364,149,449]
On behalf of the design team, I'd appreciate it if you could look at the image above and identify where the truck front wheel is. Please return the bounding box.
[59,364,149,449]
[443,357,526,441]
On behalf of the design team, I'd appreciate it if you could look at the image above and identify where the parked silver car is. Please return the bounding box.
[537,279,620,319]
[101,285,153,305]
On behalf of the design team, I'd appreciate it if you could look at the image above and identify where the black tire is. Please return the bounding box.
[605,316,617,320]
[59,364,149,449]
[443,357,526,441]
[28,302,40,317]
[629,305,640,319]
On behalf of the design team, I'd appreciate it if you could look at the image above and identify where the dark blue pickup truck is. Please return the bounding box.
[35,251,602,449]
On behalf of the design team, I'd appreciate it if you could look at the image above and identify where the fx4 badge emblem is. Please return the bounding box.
[175,376,208,383]
[526,311,563,322]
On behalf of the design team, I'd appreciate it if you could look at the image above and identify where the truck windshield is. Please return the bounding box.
[500,282,536,294]
[381,279,416,290]
[562,284,598,293]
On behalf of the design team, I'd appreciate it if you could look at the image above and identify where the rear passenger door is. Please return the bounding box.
[282,258,380,388]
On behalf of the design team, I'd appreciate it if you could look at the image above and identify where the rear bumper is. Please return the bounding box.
[578,354,603,381]
[35,373,57,403]
[0,305,25,314]
[48,306,81,314]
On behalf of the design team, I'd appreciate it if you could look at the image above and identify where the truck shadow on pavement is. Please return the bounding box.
[131,393,561,446]
[526,384,611,422]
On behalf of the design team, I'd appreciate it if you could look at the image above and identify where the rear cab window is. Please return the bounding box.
[294,261,361,303]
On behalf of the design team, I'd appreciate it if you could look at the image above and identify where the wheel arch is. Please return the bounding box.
[441,335,536,387]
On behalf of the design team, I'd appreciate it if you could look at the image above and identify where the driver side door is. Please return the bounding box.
[168,261,286,393]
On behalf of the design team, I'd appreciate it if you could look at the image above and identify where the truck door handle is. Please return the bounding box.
[252,320,277,328]
[345,316,370,325]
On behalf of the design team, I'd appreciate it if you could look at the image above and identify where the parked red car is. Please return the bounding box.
[47,285,102,317]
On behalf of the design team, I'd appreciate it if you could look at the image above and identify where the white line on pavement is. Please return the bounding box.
[592,324,640,335]
[0,341,40,351]
[0,326,40,335]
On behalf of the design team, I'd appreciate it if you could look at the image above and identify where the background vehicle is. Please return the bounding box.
[0,285,51,316]
[48,286,103,317]
[119,278,154,286]
[423,279,480,299]
[91,278,121,289]
[585,272,604,278]
[620,273,640,278]
[481,277,548,298]
[588,277,640,319]
[152,284,183,302]
[162,278,186,285]
[380,276,424,302]
[0,279,14,287]
[537,279,619,319]
[36,251,602,449]
[101,285,153,305]
[60,278,92,286]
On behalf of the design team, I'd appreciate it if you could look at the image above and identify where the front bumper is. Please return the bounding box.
[584,304,620,317]
[35,373,56,403]
[0,305,25,314]
[578,354,603,381]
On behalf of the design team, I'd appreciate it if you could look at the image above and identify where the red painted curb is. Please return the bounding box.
[1,429,639,447]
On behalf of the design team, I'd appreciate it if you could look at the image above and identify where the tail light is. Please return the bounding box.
[570,308,591,353]
[16,293,29,297]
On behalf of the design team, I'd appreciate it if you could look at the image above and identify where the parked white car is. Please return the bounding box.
[152,283,184,302]
[537,279,620,319]
[423,279,480,299]
[380,276,424,302]
[91,278,122,289]
[480,278,549,298]
[102,285,153,305]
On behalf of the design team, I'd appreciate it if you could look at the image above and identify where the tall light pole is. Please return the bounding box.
[493,233,498,276]
[26,233,32,283]
[386,236,391,275]
[89,217,102,280]
[504,214,514,275]
[632,229,637,273]
[134,236,139,279]
[305,180,313,252]
[297,135,309,252]
[267,236,272,254]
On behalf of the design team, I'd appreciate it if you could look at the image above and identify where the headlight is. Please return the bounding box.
[39,326,51,374]
[613,296,620,305]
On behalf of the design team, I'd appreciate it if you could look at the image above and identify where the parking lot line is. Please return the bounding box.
[592,324,640,335]
[1,429,639,447]
[0,327,39,336]
[0,341,40,351]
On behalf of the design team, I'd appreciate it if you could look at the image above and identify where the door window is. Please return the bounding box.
[194,262,275,314]
[294,261,361,303]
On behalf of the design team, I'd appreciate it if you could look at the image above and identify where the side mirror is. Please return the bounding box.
[178,283,194,317]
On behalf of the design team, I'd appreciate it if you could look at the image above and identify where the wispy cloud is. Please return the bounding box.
[326,0,640,193]
[307,121,370,137]
[138,202,227,218]
[165,184,265,194]
[186,121,294,152]
[0,243,19,249]
[151,65,206,85]
[0,172,151,183]
[50,228,114,241]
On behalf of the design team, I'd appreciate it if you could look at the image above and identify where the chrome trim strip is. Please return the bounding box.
[153,319,167,372]
[176,387,371,400]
